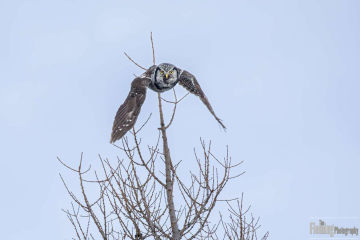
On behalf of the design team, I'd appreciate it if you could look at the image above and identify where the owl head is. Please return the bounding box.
[154,63,179,85]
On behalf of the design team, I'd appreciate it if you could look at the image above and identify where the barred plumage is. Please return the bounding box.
[110,63,226,143]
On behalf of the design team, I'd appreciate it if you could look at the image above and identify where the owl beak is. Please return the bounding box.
[165,73,169,79]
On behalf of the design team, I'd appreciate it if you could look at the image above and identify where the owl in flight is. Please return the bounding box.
[110,63,226,143]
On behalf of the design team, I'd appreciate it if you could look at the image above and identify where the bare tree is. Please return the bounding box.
[58,33,269,240]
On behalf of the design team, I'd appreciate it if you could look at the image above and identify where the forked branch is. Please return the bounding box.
[59,33,268,240]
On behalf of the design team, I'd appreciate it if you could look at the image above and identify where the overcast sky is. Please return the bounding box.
[0,1,359,239]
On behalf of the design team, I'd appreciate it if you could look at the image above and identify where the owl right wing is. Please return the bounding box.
[178,70,226,130]
[110,77,151,143]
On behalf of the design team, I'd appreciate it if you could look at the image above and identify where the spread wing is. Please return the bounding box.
[178,70,226,130]
[110,77,151,143]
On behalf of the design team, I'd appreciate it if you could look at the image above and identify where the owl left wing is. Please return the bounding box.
[110,77,151,143]
[178,70,226,130]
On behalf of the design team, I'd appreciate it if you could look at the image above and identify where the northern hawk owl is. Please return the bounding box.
[110,63,226,143]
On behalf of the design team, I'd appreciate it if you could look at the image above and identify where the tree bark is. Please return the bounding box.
[157,93,180,240]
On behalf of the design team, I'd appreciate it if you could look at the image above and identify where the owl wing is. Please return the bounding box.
[110,77,151,143]
[178,70,226,130]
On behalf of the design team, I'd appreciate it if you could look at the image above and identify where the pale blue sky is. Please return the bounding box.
[0,1,359,239]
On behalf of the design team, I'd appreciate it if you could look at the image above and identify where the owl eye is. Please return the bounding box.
[169,70,174,74]
[160,70,164,75]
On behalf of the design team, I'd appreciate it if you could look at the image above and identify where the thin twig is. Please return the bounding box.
[124,52,147,70]
[150,32,155,65]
